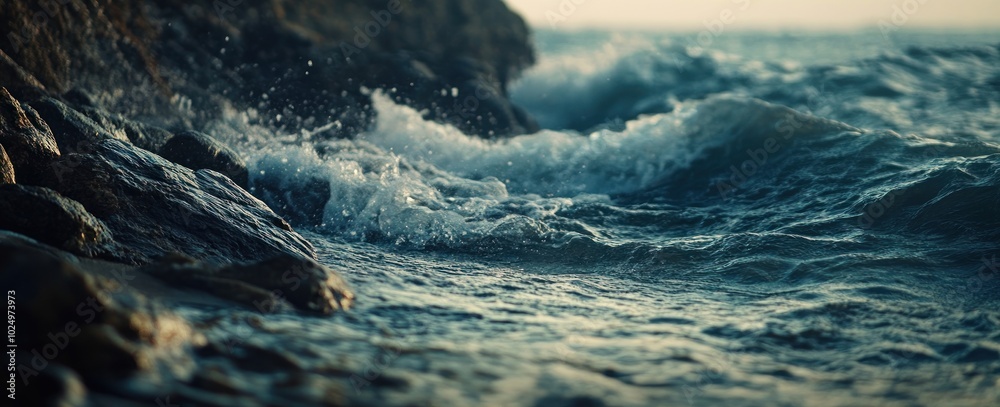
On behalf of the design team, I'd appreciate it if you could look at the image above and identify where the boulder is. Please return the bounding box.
[143,254,354,315]
[0,233,144,385]
[76,106,175,153]
[217,255,354,314]
[0,184,113,257]
[347,52,541,138]
[0,143,14,184]
[0,232,200,401]
[15,363,88,407]
[0,49,47,101]
[31,97,130,153]
[0,87,61,185]
[50,138,314,264]
[1,0,538,139]
[157,130,250,189]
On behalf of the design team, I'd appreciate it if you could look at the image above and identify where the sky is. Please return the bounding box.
[504,0,1000,30]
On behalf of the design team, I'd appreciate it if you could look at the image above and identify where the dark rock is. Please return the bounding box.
[31,97,130,152]
[217,255,354,314]
[0,231,203,399]
[0,49,47,102]
[345,52,541,137]
[0,230,79,263]
[14,362,89,407]
[0,232,146,383]
[143,254,354,315]
[1,0,537,139]
[50,138,313,264]
[0,184,113,257]
[157,130,249,189]
[77,107,175,153]
[63,88,100,109]
[0,143,14,184]
[0,87,61,185]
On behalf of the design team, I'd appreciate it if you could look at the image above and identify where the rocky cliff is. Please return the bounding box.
[0,1,537,404]
[1,0,538,138]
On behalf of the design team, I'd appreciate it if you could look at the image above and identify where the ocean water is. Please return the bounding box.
[188,30,1000,406]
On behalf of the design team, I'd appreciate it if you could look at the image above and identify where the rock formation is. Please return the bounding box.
[0,0,537,404]
[1,0,538,138]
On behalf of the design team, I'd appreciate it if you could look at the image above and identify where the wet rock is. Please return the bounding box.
[0,184,113,257]
[0,87,61,185]
[335,51,539,138]
[3,0,538,139]
[217,255,354,314]
[0,233,142,383]
[75,106,175,153]
[14,362,89,407]
[63,88,99,109]
[158,130,249,189]
[144,254,353,315]
[31,97,130,152]
[0,143,14,184]
[0,231,203,401]
[51,138,313,264]
[0,49,47,102]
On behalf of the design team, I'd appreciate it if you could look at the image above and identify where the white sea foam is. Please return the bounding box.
[205,78,841,249]
[360,90,745,197]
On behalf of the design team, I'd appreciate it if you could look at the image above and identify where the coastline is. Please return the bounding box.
[1,1,538,404]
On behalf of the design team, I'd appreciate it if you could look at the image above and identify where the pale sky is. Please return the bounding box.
[505,0,1000,30]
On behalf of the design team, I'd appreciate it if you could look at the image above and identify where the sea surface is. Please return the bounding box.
[181,29,1000,406]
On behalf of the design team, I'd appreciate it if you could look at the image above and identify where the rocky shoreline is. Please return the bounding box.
[1,0,536,404]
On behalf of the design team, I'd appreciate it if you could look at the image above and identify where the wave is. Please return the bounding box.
[235,90,857,255]
[203,35,1000,263]
[511,37,1000,137]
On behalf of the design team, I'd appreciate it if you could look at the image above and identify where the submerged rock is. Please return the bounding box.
[158,130,250,189]
[0,87,61,185]
[0,143,14,184]
[50,138,313,263]
[144,254,354,315]
[0,184,113,257]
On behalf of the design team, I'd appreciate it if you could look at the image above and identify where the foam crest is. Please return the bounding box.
[361,90,751,197]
